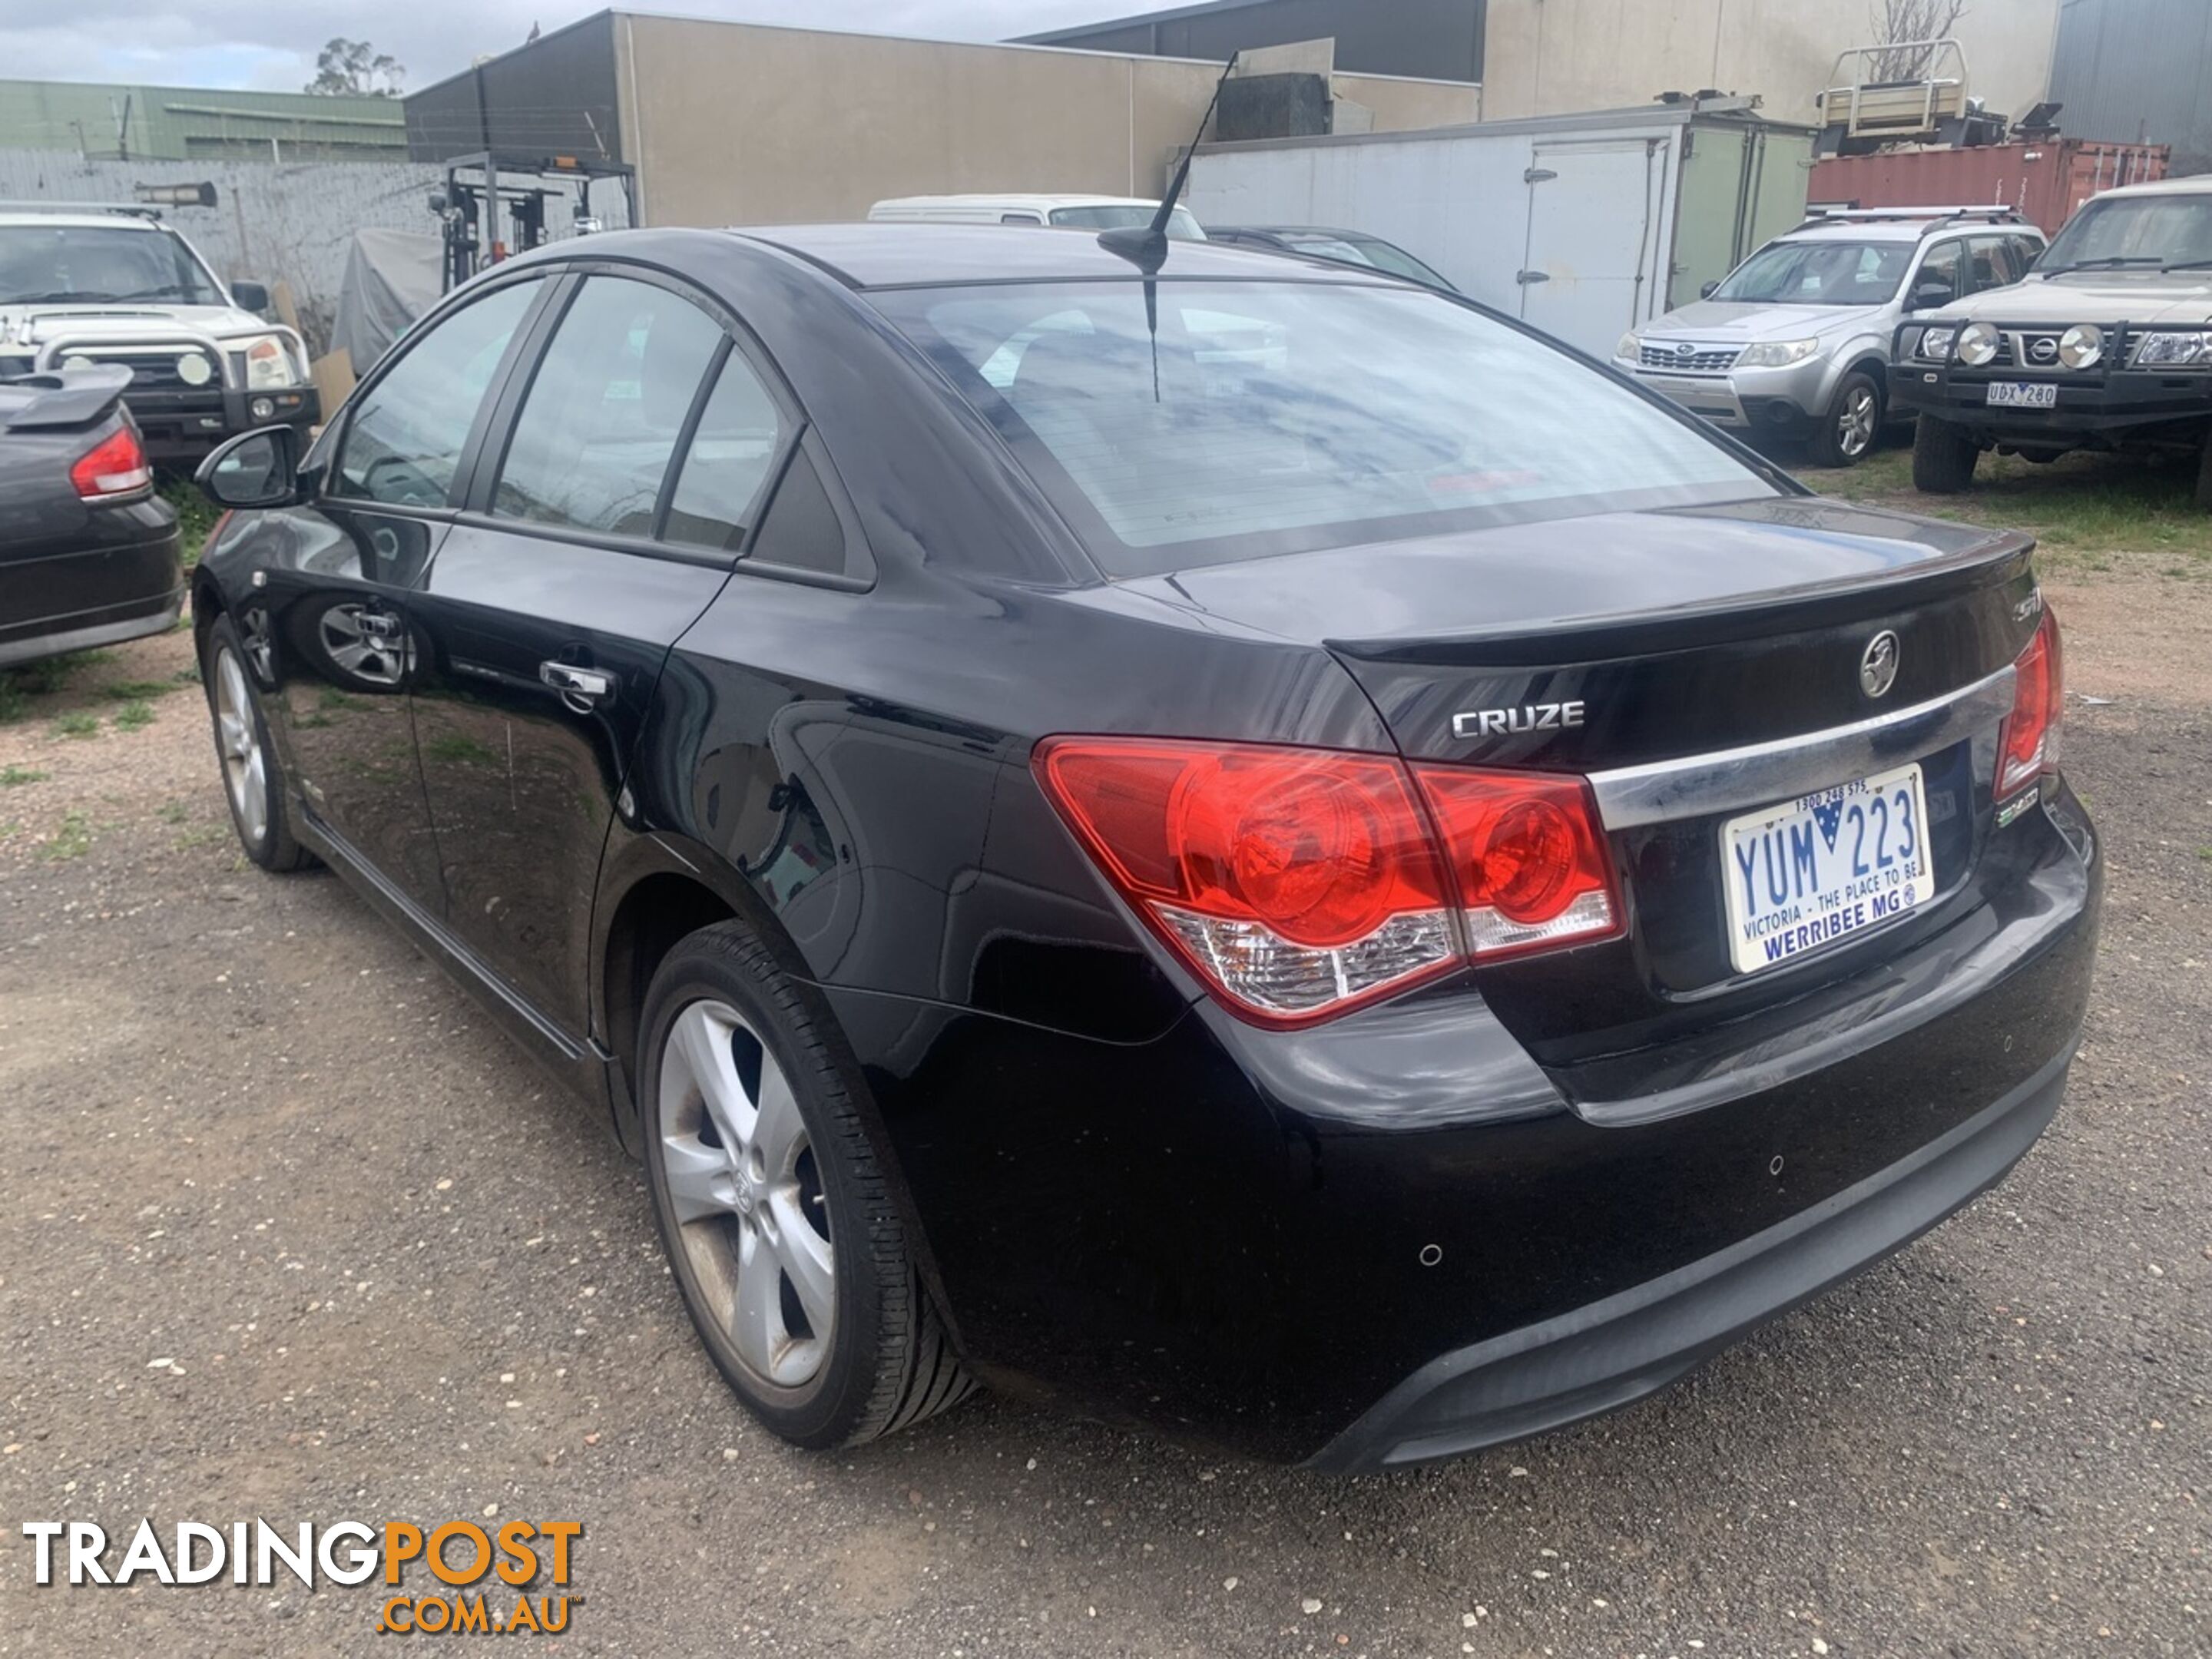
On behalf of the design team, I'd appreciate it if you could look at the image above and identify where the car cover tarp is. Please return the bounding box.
[333,227,442,373]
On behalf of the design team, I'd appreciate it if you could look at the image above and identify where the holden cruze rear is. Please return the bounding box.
[848,260,2101,1470]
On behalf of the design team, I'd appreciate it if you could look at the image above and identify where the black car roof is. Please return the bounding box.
[730,222,1378,290]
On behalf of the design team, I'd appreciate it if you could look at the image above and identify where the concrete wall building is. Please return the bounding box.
[402,11,1482,227]
[0,78,406,161]
[1475,0,2060,130]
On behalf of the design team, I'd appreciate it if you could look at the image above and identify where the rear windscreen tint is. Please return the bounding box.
[875,280,1774,576]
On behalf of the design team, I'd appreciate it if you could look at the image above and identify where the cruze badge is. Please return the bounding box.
[1452,700,1587,740]
[1860,631,1901,699]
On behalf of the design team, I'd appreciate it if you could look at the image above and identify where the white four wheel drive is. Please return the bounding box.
[0,201,317,465]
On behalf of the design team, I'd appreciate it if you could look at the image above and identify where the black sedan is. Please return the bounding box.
[187,226,2100,1471]
[1,366,183,667]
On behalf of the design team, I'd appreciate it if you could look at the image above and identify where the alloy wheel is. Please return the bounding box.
[657,998,834,1389]
[214,646,268,847]
[1838,385,1878,458]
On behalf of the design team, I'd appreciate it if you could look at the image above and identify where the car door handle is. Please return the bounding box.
[539,661,613,714]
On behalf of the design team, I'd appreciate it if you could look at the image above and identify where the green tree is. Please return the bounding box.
[305,38,405,98]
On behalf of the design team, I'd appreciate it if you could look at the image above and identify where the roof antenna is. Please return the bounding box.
[1101,50,1237,400]
[1098,48,1237,276]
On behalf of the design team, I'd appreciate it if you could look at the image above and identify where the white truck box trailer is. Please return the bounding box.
[1187,100,1815,359]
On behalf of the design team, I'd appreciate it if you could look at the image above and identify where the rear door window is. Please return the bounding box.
[1965,235,2022,293]
[492,276,724,537]
[336,277,544,508]
[662,349,788,552]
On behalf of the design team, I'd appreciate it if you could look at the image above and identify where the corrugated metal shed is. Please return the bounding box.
[2046,0,2212,174]
[0,79,406,162]
[1020,0,1485,82]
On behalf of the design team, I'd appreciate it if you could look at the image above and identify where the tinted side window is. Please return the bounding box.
[746,442,849,576]
[493,276,723,537]
[663,350,787,551]
[1966,234,2019,292]
[1913,240,1962,306]
[337,278,543,507]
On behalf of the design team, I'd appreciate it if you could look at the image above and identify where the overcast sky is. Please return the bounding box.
[0,1,1194,94]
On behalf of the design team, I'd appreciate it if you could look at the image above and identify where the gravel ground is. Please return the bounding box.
[0,560,2205,1657]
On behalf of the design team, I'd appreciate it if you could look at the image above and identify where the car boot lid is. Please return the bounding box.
[0,363,132,429]
[1111,497,2028,662]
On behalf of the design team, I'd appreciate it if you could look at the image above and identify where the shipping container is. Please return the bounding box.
[1186,101,1814,359]
[1807,139,2169,237]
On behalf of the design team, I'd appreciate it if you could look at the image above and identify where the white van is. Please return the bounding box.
[866,194,1207,240]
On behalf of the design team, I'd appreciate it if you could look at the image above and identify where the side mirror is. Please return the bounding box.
[1910,281,1955,311]
[230,279,270,313]
[1700,280,1720,299]
[195,425,300,508]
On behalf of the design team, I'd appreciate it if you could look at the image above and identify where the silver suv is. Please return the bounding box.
[1614,207,2046,466]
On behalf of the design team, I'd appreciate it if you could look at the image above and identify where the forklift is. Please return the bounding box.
[430,151,638,293]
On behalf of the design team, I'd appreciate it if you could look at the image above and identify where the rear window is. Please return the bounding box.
[875,280,1773,575]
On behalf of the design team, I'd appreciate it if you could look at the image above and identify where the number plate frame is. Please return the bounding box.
[1985,380,2058,409]
[1720,760,1935,975]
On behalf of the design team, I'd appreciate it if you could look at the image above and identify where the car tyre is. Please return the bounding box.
[2194,428,2212,511]
[1810,370,1882,468]
[639,921,974,1449]
[1912,413,1980,492]
[202,611,313,872]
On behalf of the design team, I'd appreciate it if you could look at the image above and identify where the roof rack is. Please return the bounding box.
[0,200,164,222]
[1790,204,2025,235]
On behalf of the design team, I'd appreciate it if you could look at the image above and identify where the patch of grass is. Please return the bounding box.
[155,800,190,824]
[112,700,156,731]
[161,478,221,569]
[0,763,46,788]
[1793,444,2212,569]
[423,731,501,767]
[174,663,203,685]
[98,679,178,702]
[49,710,101,741]
[318,687,362,711]
[2199,846,2212,863]
[37,810,91,861]
[0,820,18,840]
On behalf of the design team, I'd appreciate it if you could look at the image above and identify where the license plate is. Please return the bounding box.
[1985,381,2058,409]
[1720,761,1934,975]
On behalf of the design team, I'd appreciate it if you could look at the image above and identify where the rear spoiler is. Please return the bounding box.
[0,364,133,432]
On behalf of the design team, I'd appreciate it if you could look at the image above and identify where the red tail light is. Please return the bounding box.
[1413,767,1621,957]
[70,425,152,502]
[1033,737,1622,1026]
[1998,604,2062,801]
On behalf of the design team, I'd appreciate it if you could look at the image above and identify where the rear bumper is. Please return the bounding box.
[1307,1039,2071,1471]
[0,498,184,667]
[831,787,2101,1466]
